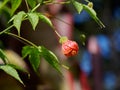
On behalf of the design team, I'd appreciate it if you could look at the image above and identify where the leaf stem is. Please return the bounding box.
[0,25,14,35]
[84,0,90,3]
[62,64,69,70]
[25,0,30,11]
[52,27,61,38]
[43,1,70,5]
[31,3,41,12]
[5,32,38,48]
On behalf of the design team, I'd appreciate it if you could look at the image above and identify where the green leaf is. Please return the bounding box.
[27,0,37,9]
[0,65,24,85]
[28,12,39,30]
[37,13,53,27]
[1,5,11,15]
[29,48,41,72]
[0,0,9,10]
[22,46,62,74]
[22,46,41,72]
[37,0,43,3]
[83,4,105,28]
[22,46,31,59]
[8,64,28,73]
[0,0,11,15]
[13,11,26,36]
[72,1,83,14]
[0,49,8,64]
[11,0,22,16]
[39,46,62,74]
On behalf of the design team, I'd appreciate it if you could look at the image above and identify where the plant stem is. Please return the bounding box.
[84,0,90,3]
[31,3,41,12]
[43,1,70,5]
[55,17,72,26]
[52,27,61,38]
[25,0,30,11]
[5,32,38,48]
[0,25,14,35]
[62,64,69,70]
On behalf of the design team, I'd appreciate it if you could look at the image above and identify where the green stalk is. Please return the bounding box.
[5,32,38,48]
[84,0,90,3]
[25,0,30,11]
[43,1,70,5]
[52,27,61,38]
[31,3,41,12]
[0,25,14,35]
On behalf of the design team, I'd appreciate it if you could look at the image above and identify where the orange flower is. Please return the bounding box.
[62,40,79,57]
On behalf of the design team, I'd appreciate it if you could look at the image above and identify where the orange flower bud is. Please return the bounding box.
[62,40,79,57]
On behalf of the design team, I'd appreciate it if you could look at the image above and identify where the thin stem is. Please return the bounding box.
[31,3,41,12]
[43,1,70,5]
[54,16,82,32]
[53,16,87,44]
[55,17,72,26]
[43,0,53,4]
[52,27,61,38]
[25,0,30,11]
[0,25,14,35]
[5,32,38,48]
[62,64,69,70]
[84,0,90,3]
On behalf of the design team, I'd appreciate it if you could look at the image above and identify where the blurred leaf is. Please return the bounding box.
[0,49,8,64]
[22,46,41,72]
[1,5,11,15]
[0,0,9,10]
[0,40,5,49]
[13,11,26,36]
[39,46,62,74]
[8,64,28,73]
[72,1,83,14]
[0,65,24,85]
[27,0,36,9]
[83,4,105,28]
[38,13,53,27]
[37,0,43,4]
[0,0,11,16]
[28,12,39,30]
[11,0,22,16]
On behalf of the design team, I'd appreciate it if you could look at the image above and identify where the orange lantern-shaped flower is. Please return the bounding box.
[62,40,79,57]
